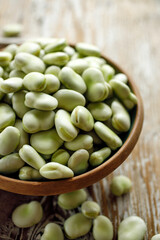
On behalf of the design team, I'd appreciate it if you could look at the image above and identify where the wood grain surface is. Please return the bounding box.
[0,0,159,239]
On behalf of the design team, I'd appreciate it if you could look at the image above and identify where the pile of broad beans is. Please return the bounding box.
[0,39,137,180]
[12,187,149,240]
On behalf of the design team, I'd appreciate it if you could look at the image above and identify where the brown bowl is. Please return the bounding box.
[0,45,144,196]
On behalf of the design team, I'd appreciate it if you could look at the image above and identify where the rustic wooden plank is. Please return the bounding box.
[0,0,159,239]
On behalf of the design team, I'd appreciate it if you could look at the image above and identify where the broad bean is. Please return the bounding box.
[151,234,160,240]
[89,147,111,167]
[9,69,25,78]
[25,92,58,111]
[51,149,70,165]
[0,77,23,93]
[58,189,87,210]
[94,121,122,150]
[0,153,24,174]
[16,42,41,56]
[76,42,100,57]
[71,106,94,131]
[55,109,78,142]
[93,215,113,240]
[111,99,131,132]
[15,52,45,73]
[81,201,100,219]
[19,145,46,170]
[0,52,12,67]
[41,223,64,240]
[30,129,63,154]
[67,58,89,74]
[64,134,93,151]
[118,216,147,240]
[101,64,115,82]
[82,67,109,102]
[15,119,29,150]
[12,201,43,228]
[43,52,69,66]
[19,166,42,180]
[87,102,112,121]
[44,38,67,53]
[12,91,30,118]
[0,103,16,131]
[110,175,132,196]
[43,74,60,93]
[22,109,55,133]
[54,89,86,112]
[23,72,46,91]
[40,162,74,179]
[64,213,92,239]
[45,66,60,77]
[3,24,22,37]
[59,67,87,94]
[67,149,89,174]
[0,126,20,155]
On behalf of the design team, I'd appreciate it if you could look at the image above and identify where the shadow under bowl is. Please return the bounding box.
[0,47,144,196]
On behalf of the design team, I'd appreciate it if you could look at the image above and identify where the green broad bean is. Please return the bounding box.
[43,74,60,94]
[22,109,55,133]
[51,149,70,165]
[84,56,106,66]
[0,77,23,93]
[0,153,24,174]
[30,129,63,154]
[12,90,30,118]
[23,72,46,91]
[39,162,74,179]
[54,89,86,112]
[19,166,42,180]
[114,73,128,83]
[0,103,16,131]
[93,215,113,240]
[58,189,87,210]
[19,144,46,170]
[89,147,111,167]
[71,106,94,131]
[111,99,131,132]
[41,223,64,240]
[2,71,9,79]
[45,65,60,77]
[101,64,115,82]
[151,234,160,240]
[64,213,92,239]
[0,126,20,155]
[15,52,45,73]
[16,42,41,56]
[14,119,29,150]
[71,52,82,60]
[44,38,67,53]
[82,67,109,102]
[43,52,69,66]
[0,52,12,67]
[81,201,100,219]
[63,46,75,57]
[87,102,112,121]
[109,79,137,109]
[4,44,18,57]
[67,149,89,174]
[3,24,22,37]
[25,92,58,111]
[67,58,89,75]
[76,42,100,57]
[59,67,87,94]
[94,121,122,150]
[64,134,93,151]
[0,66,4,77]
[118,216,147,240]
[55,109,78,142]
[9,69,25,78]
[110,175,132,196]
[12,201,43,228]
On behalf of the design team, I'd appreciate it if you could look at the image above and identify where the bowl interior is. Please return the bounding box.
[0,44,144,196]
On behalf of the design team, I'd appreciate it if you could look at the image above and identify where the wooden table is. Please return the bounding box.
[0,0,159,239]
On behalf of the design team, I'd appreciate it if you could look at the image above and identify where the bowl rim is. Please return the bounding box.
[0,44,144,196]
